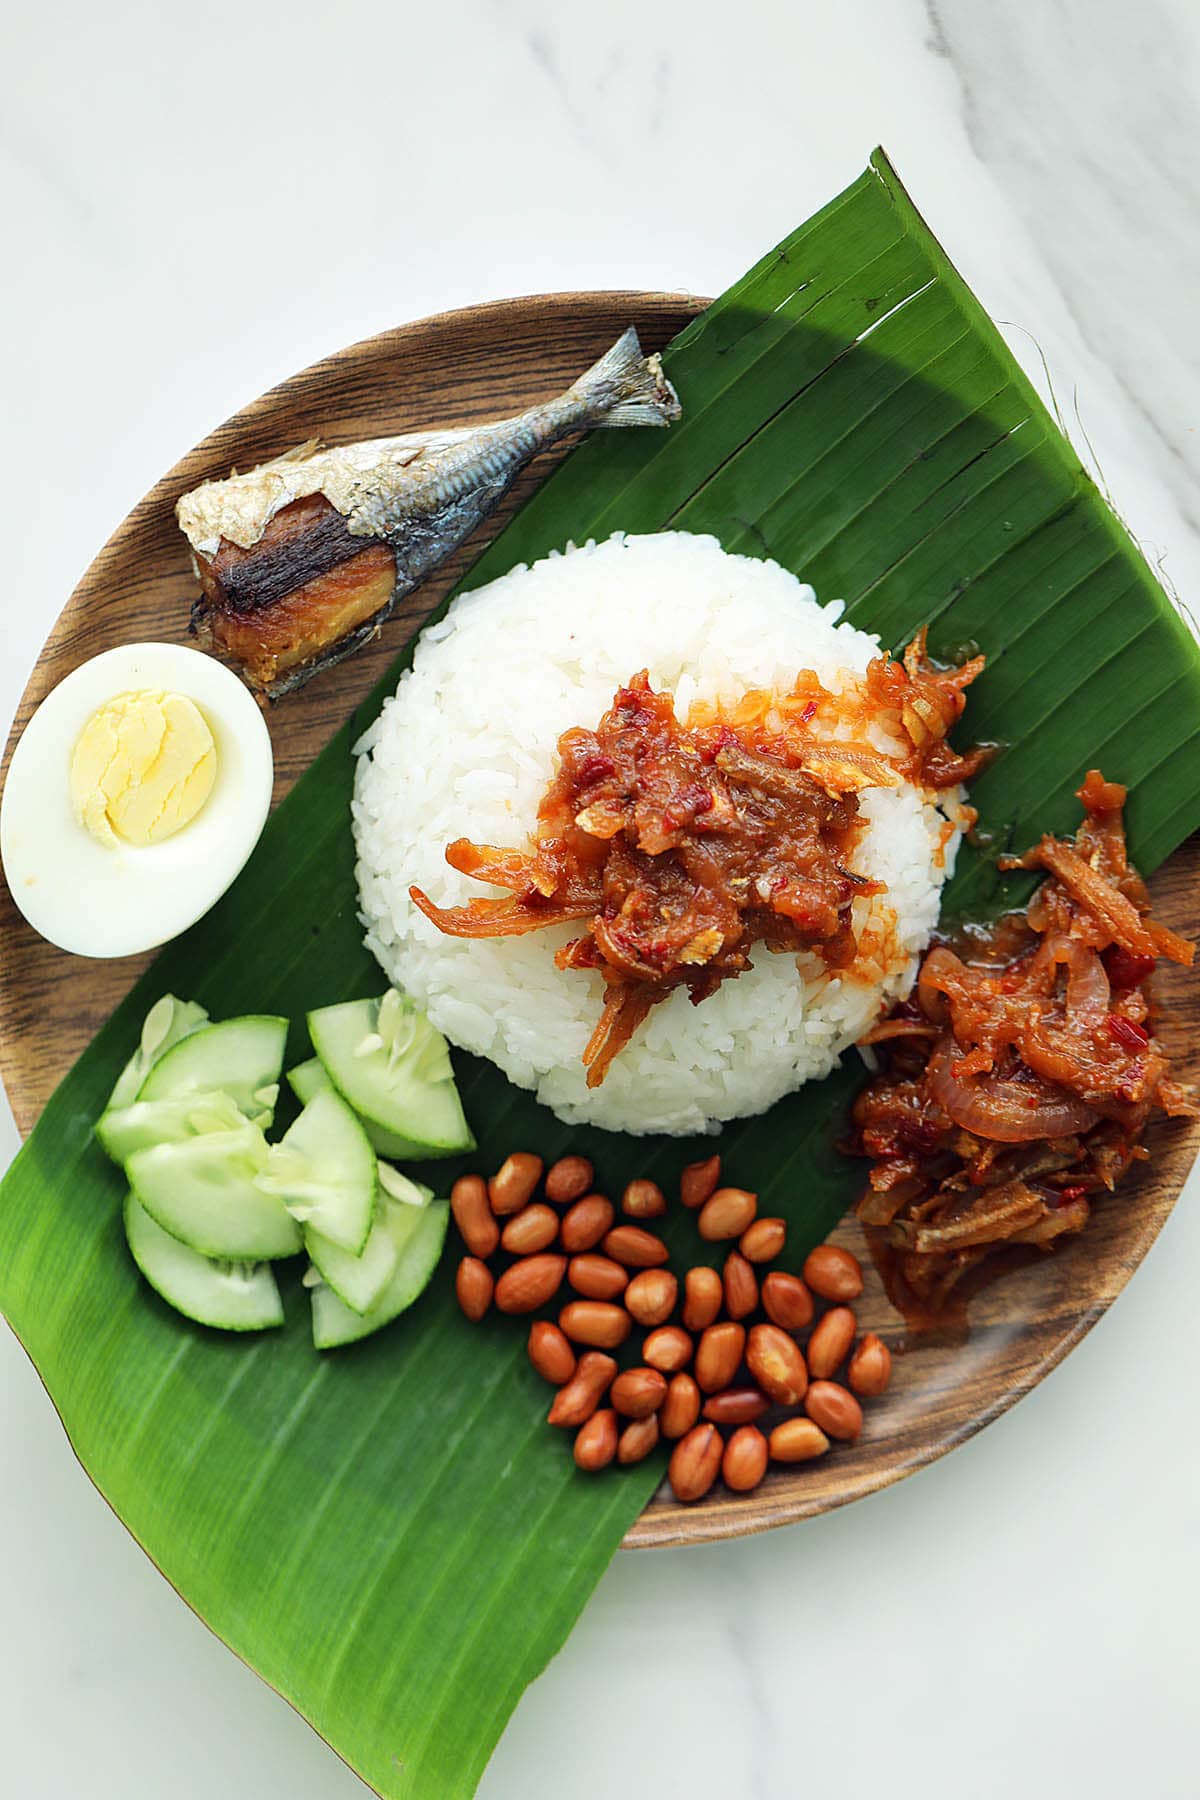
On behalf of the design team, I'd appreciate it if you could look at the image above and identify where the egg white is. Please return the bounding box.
[1,643,274,958]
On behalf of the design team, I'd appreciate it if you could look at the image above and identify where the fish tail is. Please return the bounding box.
[571,327,681,428]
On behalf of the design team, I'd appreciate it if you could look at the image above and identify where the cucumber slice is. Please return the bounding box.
[305,1176,432,1313]
[307,991,474,1156]
[255,1087,377,1254]
[102,995,210,1114]
[127,1124,303,1261]
[305,1211,399,1316]
[287,1058,444,1161]
[311,1200,449,1349]
[96,1089,245,1167]
[377,1164,434,1208]
[137,1015,288,1129]
[286,1058,327,1107]
[124,1194,284,1332]
[305,1166,431,1310]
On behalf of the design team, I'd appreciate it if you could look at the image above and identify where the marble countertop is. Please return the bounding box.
[2,2,1197,1795]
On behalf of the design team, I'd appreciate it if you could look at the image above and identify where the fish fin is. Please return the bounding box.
[571,327,681,427]
[366,423,482,461]
[217,438,322,482]
[276,438,322,462]
[251,428,474,478]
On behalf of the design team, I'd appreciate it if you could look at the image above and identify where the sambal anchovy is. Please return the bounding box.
[411,636,985,1084]
[850,769,1196,1319]
[176,329,681,700]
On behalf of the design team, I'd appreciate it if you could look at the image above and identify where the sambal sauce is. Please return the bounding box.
[850,770,1195,1317]
[411,633,985,1083]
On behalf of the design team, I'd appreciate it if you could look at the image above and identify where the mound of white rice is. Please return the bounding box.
[353,532,960,1137]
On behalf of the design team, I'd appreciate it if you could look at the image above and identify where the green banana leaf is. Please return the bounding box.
[2,148,1198,1798]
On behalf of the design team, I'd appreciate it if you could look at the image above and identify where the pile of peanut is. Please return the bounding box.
[452,1151,891,1503]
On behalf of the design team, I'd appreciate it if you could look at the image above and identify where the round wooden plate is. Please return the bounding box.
[1,292,1197,1552]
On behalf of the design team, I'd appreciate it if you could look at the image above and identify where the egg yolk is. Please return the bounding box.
[69,691,218,847]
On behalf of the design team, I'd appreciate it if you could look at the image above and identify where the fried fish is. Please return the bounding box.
[176,328,681,698]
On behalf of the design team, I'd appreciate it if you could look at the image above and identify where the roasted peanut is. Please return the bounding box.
[694,1321,746,1393]
[622,1178,667,1219]
[548,1351,617,1427]
[528,1321,576,1386]
[769,1417,830,1463]
[495,1252,567,1314]
[848,1332,892,1398]
[560,1194,615,1254]
[642,1325,695,1373]
[722,1425,768,1493]
[701,1385,769,1426]
[806,1306,857,1380]
[680,1153,721,1210]
[574,1408,618,1471]
[610,1367,668,1419]
[544,1154,594,1205]
[624,1268,678,1327]
[450,1174,500,1259]
[617,1412,661,1464]
[659,1373,702,1439]
[740,1216,787,1263]
[682,1266,723,1332]
[603,1225,670,1268]
[559,1300,632,1349]
[455,1256,494,1321]
[805,1379,863,1441]
[668,1422,724,1502]
[567,1254,630,1302]
[488,1152,544,1216]
[500,1202,559,1256]
[802,1243,864,1302]
[722,1250,758,1321]
[746,1323,808,1407]
[761,1270,814,1331]
[697,1186,758,1242]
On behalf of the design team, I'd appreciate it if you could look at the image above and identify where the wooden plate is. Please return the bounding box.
[1,291,1196,1552]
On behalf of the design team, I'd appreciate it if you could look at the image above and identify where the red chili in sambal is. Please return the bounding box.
[850,770,1195,1317]
[411,634,985,1083]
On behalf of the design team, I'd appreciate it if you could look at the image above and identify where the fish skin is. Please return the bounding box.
[178,328,681,699]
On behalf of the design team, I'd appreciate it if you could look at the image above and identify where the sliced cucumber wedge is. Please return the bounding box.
[311,1200,449,1349]
[255,1087,376,1254]
[102,995,210,1115]
[287,1058,442,1161]
[305,1212,399,1316]
[307,991,474,1157]
[127,1123,303,1261]
[124,1194,284,1332]
[137,1015,288,1129]
[286,1058,327,1108]
[97,1089,246,1167]
[377,1163,434,1208]
[304,1167,431,1312]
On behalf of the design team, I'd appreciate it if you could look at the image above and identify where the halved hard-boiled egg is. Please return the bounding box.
[1,643,273,957]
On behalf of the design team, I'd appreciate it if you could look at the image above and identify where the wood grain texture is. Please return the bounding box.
[0,291,1195,1552]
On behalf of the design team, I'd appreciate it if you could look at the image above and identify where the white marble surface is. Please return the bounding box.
[2,1,1198,1794]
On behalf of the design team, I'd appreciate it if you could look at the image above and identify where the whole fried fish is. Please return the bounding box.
[177,328,680,698]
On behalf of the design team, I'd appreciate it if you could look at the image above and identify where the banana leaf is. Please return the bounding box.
[2,149,1198,1798]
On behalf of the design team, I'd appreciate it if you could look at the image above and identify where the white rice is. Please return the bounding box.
[353,532,960,1137]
